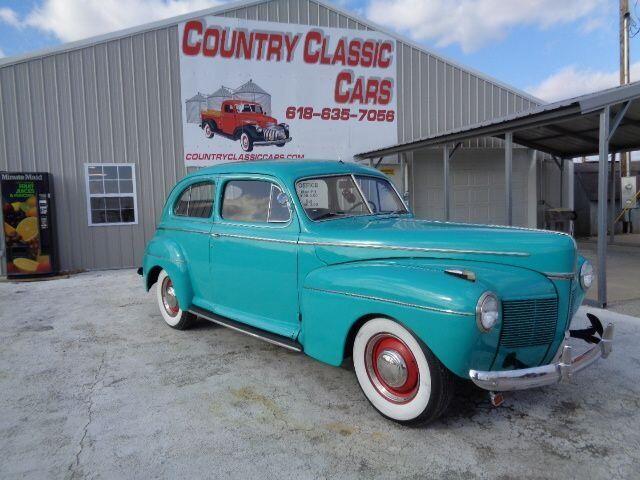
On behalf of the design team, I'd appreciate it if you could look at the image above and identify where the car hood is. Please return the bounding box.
[303,216,577,276]
[238,114,279,127]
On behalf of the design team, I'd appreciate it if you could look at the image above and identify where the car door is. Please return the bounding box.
[221,103,237,135]
[209,175,300,339]
[161,178,216,307]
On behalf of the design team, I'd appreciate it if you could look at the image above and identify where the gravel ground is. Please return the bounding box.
[1,269,639,479]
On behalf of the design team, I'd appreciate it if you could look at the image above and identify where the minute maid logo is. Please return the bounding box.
[1,173,43,181]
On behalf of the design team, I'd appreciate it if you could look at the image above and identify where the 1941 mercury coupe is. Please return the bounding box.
[140,160,614,425]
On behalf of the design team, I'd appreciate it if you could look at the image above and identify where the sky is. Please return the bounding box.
[0,0,639,103]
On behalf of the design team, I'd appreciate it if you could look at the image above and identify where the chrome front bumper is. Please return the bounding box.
[469,323,614,391]
[254,137,292,146]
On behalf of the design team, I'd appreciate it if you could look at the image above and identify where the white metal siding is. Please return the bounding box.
[411,148,533,227]
[0,0,538,273]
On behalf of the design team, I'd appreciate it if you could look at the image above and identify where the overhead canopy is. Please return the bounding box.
[356,81,640,160]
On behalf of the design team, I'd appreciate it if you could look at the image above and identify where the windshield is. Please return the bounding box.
[240,104,263,113]
[295,175,408,221]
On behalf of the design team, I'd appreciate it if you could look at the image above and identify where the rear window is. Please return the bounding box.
[174,182,215,219]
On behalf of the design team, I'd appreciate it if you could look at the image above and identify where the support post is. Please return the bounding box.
[597,107,610,307]
[443,145,450,220]
[400,153,410,205]
[403,152,411,206]
[505,132,513,226]
[609,154,616,244]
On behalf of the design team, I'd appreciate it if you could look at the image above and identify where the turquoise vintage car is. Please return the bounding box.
[140,160,613,425]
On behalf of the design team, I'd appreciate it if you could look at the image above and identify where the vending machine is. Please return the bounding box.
[1,172,58,278]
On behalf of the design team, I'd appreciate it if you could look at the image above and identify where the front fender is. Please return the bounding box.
[299,260,494,377]
[299,258,561,377]
[142,236,193,310]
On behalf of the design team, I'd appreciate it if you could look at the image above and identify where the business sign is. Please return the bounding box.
[178,16,398,166]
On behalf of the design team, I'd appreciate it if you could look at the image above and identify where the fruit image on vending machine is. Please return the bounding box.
[1,172,58,278]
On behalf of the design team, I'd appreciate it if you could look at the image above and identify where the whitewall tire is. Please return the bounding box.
[353,318,454,425]
[156,270,195,330]
[240,132,253,152]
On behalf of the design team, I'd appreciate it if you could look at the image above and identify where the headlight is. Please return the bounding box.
[254,125,263,133]
[580,261,594,290]
[281,123,289,129]
[476,292,500,332]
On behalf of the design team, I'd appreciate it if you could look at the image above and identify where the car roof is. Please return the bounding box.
[189,160,385,184]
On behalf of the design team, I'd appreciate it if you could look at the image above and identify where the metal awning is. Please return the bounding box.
[356,82,640,308]
[356,81,640,160]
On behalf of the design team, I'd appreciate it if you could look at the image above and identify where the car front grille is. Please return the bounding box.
[264,127,286,141]
[499,298,558,348]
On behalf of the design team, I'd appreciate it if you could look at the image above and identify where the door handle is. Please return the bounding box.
[211,232,220,238]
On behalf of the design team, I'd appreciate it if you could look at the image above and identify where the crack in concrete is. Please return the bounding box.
[67,351,106,480]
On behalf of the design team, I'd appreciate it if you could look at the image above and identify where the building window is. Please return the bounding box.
[85,164,138,226]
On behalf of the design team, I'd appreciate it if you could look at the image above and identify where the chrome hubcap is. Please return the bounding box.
[161,277,179,316]
[364,333,419,404]
[376,349,408,388]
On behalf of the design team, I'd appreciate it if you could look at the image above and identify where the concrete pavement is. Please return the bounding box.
[0,270,639,479]
[578,240,640,317]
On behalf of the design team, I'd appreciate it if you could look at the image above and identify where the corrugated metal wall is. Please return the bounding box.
[0,27,184,274]
[0,0,538,274]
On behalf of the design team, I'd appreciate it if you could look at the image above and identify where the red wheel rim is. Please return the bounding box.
[161,277,179,316]
[364,333,419,404]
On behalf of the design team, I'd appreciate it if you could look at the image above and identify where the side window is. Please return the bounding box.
[174,182,215,219]
[222,180,290,223]
[174,187,191,216]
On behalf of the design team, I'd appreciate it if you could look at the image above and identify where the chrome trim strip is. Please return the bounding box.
[410,218,574,238]
[253,137,292,146]
[212,232,297,244]
[299,240,529,257]
[351,173,374,214]
[188,309,302,352]
[158,226,211,235]
[304,287,474,316]
[544,272,576,280]
[209,231,528,256]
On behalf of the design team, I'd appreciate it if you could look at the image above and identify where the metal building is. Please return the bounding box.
[0,0,550,275]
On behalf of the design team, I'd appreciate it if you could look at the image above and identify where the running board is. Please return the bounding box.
[189,306,303,352]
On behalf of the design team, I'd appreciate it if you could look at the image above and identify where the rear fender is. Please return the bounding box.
[142,237,193,310]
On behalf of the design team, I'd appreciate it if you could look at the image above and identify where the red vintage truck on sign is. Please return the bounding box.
[200,100,292,152]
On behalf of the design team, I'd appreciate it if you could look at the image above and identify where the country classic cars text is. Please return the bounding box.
[181,20,395,105]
